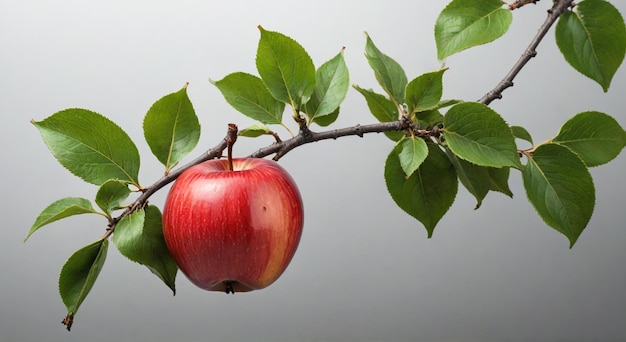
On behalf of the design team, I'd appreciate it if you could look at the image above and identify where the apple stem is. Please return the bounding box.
[226,123,238,171]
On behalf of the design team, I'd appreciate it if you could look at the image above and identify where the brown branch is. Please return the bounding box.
[509,0,540,10]
[60,1,588,330]
[102,118,412,240]
[249,118,412,160]
[100,132,229,240]
[480,0,574,105]
[103,0,575,241]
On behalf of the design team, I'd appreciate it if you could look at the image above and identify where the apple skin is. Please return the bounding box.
[162,158,304,293]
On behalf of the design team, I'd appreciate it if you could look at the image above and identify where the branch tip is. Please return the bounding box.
[480,0,572,104]
[62,314,74,331]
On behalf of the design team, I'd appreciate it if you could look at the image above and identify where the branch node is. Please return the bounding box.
[299,126,312,138]
[270,131,282,143]
[523,49,538,59]
[355,124,364,138]
[294,113,309,134]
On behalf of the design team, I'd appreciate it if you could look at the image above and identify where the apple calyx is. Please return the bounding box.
[224,280,235,294]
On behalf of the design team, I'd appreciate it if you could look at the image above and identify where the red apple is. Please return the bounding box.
[162,158,304,293]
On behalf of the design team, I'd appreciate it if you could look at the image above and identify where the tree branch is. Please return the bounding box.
[509,0,540,11]
[249,118,412,160]
[105,0,574,237]
[101,135,229,239]
[480,0,574,105]
[103,118,411,238]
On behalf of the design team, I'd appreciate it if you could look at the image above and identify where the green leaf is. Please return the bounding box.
[435,0,512,60]
[446,146,513,204]
[405,69,446,114]
[312,107,340,127]
[522,144,595,248]
[436,99,463,109]
[552,111,626,167]
[353,85,404,141]
[143,84,200,171]
[364,32,407,105]
[414,100,460,129]
[305,48,349,124]
[112,206,177,294]
[239,124,272,138]
[555,0,626,92]
[443,102,522,169]
[25,197,97,242]
[511,125,533,145]
[59,239,108,327]
[445,149,491,209]
[353,86,397,122]
[95,180,131,216]
[415,109,444,129]
[212,72,286,124]
[487,167,513,198]
[256,26,316,109]
[395,137,429,178]
[385,143,458,237]
[31,109,140,186]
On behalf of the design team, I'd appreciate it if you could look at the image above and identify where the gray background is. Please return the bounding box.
[1,1,625,341]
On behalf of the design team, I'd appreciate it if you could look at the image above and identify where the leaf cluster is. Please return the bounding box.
[354,0,625,243]
[27,85,205,329]
[212,26,350,137]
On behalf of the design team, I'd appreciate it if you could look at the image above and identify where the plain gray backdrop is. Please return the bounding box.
[1,1,625,341]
